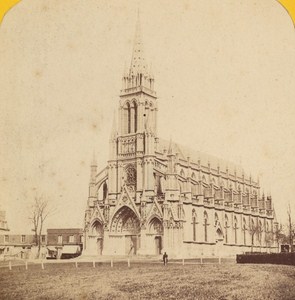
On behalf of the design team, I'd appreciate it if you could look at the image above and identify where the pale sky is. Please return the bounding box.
[0,0,295,233]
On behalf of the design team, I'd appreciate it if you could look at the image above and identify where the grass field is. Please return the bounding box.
[0,261,295,299]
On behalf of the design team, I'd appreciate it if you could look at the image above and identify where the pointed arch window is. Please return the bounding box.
[103,182,108,200]
[127,103,131,133]
[192,209,197,241]
[233,217,238,244]
[204,211,209,242]
[214,213,219,226]
[225,214,229,244]
[191,183,197,196]
[134,102,138,133]
[243,218,247,245]
[258,220,263,245]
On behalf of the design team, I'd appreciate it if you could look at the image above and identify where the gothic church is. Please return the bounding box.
[83,17,277,257]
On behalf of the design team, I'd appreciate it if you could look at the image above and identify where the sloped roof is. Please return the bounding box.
[157,138,245,177]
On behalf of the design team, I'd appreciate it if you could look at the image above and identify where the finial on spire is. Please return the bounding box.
[121,10,155,94]
[129,11,148,77]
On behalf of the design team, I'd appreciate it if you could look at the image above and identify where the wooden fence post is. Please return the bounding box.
[111,259,113,268]
[9,261,12,270]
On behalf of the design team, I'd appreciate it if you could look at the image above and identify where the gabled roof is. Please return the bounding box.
[157,137,245,178]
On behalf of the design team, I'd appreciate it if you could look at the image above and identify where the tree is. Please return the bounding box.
[29,195,52,258]
[265,230,273,252]
[248,218,261,252]
[273,223,286,253]
[287,203,295,252]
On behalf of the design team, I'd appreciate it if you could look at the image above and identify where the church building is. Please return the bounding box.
[83,17,277,257]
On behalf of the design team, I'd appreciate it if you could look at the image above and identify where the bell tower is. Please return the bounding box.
[119,13,157,136]
[108,13,158,203]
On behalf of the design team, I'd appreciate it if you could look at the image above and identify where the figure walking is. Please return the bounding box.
[163,252,168,266]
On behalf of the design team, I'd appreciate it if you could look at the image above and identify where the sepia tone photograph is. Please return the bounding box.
[0,0,295,299]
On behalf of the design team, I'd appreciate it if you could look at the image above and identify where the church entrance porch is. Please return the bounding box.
[87,220,104,255]
[109,206,141,255]
[141,217,163,255]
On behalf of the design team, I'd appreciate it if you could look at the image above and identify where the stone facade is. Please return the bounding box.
[83,17,277,257]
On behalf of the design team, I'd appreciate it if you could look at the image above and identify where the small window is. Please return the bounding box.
[58,235,62,244]
[69,235,74,243]
[4,235,9,243]
[21,235,26,243]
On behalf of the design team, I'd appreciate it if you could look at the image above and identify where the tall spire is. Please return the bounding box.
[129,10,148,77]
[121,11,155,93]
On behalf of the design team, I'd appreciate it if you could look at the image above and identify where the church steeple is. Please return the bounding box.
[121,13,155,93]
[119,12,157,137]
[130,12,148,77]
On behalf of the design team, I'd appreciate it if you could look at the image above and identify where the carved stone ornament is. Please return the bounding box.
[127,185,135,193]
[121,137,136,155]
[125,164,137,186]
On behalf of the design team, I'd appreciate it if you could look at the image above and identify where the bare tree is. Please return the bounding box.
[29,195,52,258]
[273,223,287,252]
[287,203,295,252]
[265,230,273,252]
[248,218,260,252]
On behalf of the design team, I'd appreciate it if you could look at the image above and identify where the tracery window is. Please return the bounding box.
[204,211,209,242]
[233,217,238,244]
[243,218,247,245]
[125,164,137,186]
[225,215,229,243]
[192,209,197,241]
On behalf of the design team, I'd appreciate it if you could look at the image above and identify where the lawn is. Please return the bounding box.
[0,261,294,299]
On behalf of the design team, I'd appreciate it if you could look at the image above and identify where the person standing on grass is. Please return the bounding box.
[163,252,168,265]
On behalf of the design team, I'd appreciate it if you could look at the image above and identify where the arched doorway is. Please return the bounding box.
[89,220,104,255]
[149,217,164,255]
[111,206,140,255]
